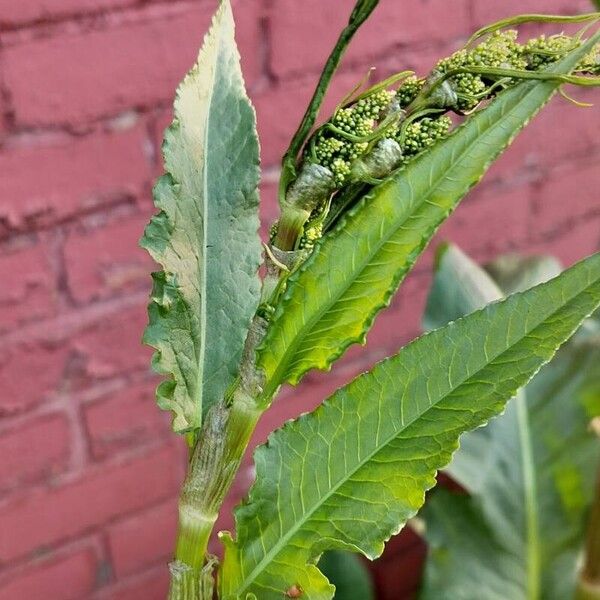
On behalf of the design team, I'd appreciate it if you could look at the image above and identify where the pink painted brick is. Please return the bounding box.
[71,303,152,380]
[84,380,170,460]
[0,0,133,27]
[108,500,177,577]
[0,127,149,234]
[0,242,56,333]
[65,213,153,304]
[527,216,600,267]
[0,442,182,563]
[0,343,69,416]
[96,566,169,600]
[435,183,533,256]
[0,545,98,600]
[532,161,600,237]
[3,1,262,127]
[0,413,70,495]
[269,0,470,77]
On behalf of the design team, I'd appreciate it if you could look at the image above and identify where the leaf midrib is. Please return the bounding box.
[197,15,222,421]
[235,271,598,596]
[265,75,554,394]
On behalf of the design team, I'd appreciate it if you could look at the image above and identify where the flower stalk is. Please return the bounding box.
[577,464,600,600]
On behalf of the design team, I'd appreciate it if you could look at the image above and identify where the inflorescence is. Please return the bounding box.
[270,23,600,255]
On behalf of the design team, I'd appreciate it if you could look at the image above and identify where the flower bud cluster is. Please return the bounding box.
[311,90,394,186]
[435,30,525,110]
[394,116,453,162]
[396,76,424,107]
[269,213,323,253]
[523,34,577,70]
[277,23,600,257]
[580,43,600,74]
[298,219,323,252]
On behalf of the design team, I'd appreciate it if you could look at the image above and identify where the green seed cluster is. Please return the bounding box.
[436,30,525,110]
[394,115,452,161]
[523,34,577,70]
[311,90,394,186]
[578,42,600,74]
[396,76,424,107]
[268,220,279,244]
[353,90,396,119]
[298,219,323,252]
[268,217,323,252]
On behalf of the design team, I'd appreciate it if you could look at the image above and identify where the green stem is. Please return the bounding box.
[169,317,267,599]
[577,465,600,599]
[278,0,380,204]
[516,394,540,600]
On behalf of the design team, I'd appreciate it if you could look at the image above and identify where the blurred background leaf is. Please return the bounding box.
[319,551,375,599]
[420,246,600,600]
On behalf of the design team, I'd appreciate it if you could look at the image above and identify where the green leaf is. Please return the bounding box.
[141,0,261,433]
[318,551,375,600]
[420,246,600,600]
[221,252,600,600]
[257,34,600,394]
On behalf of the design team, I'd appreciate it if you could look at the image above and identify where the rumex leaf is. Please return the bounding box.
[221,251,600,600]
[141,0,261,433]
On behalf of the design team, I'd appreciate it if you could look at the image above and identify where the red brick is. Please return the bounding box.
[0,545,98,600]
[0,414,70,495]
[70,302,152,380]
[526,216,600,267]
[108,500,177,577]
[0,127,149,234]
[0,242,56,333]
[0,0,133,27]
[96,566,169,600]
[0,442,182,563]
[65,214,153,304]
[435,183,532,256]
[0,343,69,416]
[532,161,600,237]
[84,380,170,460]
[3,1,262,127]
[525,91,600,167]
[269,0,470,78]
[259,180,279,229]
[479,90,600,187]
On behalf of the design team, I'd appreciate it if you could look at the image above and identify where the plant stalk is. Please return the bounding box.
[577,464,600,599]
[278,0,380,204]
[168,317,267,599]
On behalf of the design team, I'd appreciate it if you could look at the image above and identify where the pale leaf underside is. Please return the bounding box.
[141,0,261,432]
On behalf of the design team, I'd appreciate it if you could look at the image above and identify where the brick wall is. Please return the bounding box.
[1,0,599,598]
